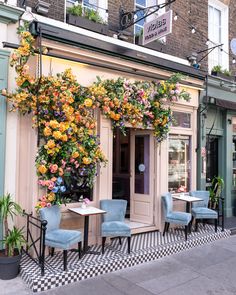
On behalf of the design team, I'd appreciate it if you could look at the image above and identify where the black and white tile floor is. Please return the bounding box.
[20,225,230,293]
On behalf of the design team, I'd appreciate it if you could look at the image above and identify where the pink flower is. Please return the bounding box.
[41,195,47,202]
[83,198,90,205]
[47,203,52,208]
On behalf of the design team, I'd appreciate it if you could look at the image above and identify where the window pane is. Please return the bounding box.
[135,135,150,194]
[168,135,191,193]
[136,0,146,6]
[172,111,191,128]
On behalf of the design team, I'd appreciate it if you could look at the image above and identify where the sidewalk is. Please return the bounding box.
[1,235,236,295]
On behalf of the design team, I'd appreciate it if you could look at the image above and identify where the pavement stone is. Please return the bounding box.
[1,235,236,295]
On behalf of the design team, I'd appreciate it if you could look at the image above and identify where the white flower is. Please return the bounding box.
[74,1,79,6]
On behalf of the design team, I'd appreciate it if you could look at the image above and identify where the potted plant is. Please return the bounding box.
[0,193,25,280]
[66,2,108,35]
[209,176,224,209]
[211,65,233,80]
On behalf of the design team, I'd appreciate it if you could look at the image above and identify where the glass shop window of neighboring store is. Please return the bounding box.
[232,118,236,186]
[66,0,108,23]
[168,135,191,193]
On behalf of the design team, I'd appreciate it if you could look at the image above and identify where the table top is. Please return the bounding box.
[69,206,106,216]
[172,194,203,203]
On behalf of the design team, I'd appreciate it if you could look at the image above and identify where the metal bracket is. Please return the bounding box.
[119,0,176,30]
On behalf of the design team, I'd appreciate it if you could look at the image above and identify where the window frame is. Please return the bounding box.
[208,0,229,72]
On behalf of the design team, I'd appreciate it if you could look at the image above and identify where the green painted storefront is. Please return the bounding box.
[198,75,236,217]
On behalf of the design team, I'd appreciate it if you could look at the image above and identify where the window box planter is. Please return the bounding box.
[211,71,234,82]
[66,14,108,35]
[135,35,165,52]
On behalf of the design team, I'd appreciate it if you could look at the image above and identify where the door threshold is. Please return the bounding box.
[125,219,158,234]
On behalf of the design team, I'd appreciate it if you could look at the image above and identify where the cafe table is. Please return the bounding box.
[172,194,203,213]
[69,206,106,255]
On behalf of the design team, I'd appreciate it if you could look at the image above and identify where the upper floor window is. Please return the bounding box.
[134,0,165,36]
[208,0,228,72]
[67,0,108,22]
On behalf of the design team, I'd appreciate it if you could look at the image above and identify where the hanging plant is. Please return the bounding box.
[1,23,191,209]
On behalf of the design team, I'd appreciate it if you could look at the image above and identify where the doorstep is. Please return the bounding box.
[20,224,230,293]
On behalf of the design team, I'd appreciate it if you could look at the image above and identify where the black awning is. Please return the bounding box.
[215,98,236,110]
[29,21,205,81]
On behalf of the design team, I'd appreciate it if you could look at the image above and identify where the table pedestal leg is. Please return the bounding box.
[83,215,89,252]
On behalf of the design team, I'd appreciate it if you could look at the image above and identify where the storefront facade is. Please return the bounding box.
[3,16,204,244]
[198,75,236,218]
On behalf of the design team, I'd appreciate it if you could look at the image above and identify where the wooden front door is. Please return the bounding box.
[130,130,154,224]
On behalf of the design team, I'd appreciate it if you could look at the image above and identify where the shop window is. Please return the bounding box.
[134,0,165,36]
[168,135,191,193]
[208,0,228,72]
[172,111,191,128]
[66,0,108,22]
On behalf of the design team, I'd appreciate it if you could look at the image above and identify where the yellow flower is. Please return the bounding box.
[38,165,47,174]
[49,120,59,129]
[53,131,62,140]
[59,122,66,133]
[82,157,92,165]
[43,127,52,137]
[72,151,79,158]
[47,140,56,149]
[84,98,93,107]
[47,193,55,202]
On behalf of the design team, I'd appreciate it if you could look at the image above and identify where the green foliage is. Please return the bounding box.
[211,65,231,77]
[209,176,224,206]
[3,227,25,257]
[67,4,106,24]
[0,193,25,256]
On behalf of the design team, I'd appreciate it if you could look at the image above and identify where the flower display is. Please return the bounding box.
[1,23,191,209]
[89,75,190,141]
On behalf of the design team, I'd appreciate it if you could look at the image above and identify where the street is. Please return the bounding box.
[1,235,236,294]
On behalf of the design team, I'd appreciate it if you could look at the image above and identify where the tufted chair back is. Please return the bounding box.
[190,190,209,208]
[161,192,173,218]
[100,199,127,222]
[39,205,61,232]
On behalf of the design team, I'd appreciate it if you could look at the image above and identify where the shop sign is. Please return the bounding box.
[143,10,172,45]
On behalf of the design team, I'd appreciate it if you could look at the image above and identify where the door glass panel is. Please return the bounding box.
[168,135,191,193]
[135,135,150,194]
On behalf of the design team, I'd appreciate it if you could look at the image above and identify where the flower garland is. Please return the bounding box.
[1,24,191,209]
[89,75,190,142]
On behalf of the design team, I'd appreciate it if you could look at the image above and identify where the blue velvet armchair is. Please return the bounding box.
[100,200,131,254]
[190,190,218,232]
[39,205,82,271]
[162,193,192,241]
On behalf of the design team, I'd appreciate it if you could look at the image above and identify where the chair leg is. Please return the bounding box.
[51,247,55,257]
[163,222,168,237]
[167,223,170,232]
[78,241,82,259]
[118,237,122,245]
[63,250,67,271]
[102,237,106,254]
[195,219,198,232]
[184,226,188,241]
[127,237,131,254]
[215,219,217,233]
[203,219,206,228]
[188,222,192,234]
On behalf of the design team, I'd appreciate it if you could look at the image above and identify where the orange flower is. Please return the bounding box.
[47,140,56,149]
[43,126,52,137]
[49,120,59,129]
[38,165,47,174]
[72,151,79,158]
[53,131,62,140]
